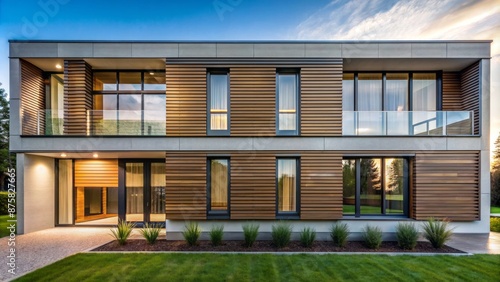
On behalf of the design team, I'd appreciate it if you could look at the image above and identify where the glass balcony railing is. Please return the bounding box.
[37,109,166,136]
[342,111,474,136]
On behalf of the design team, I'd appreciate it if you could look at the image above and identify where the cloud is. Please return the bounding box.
[295,0,500,155]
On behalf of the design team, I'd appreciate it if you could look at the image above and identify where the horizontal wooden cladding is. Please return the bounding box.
[74,159,118,187]
[230,67,276,136]
[301,152,342,220]
[166,65,207,136]
[413,151,479,221]
[165,152,207,220]
[64,60,92,135]
[231,153,276,219]
[300,63,343,136]
[20,60,44,135]
[442,72,461,111]
[461,62,480,135]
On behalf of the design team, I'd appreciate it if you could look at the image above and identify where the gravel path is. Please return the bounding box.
[0,227,112,281]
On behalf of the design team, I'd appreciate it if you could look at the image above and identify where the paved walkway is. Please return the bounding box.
[0,228,499,281]
[0,227,112,281]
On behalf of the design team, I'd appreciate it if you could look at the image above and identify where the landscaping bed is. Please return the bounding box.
[93,239,464,253]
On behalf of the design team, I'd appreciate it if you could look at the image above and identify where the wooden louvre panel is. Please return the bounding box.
[165,152,207,220]
[300,62,343,136]
[442,72,462,111]
[413,151,480,221]
[460,62,480,135]
[74,159,118,187]
[230,67,276,136]
[20,60,45,135]
[165,65,207,136]
[231,153,276,219]
[64,60,92,135]
[301,152,343,219]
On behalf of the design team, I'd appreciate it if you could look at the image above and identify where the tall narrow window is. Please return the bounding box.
[412,73,437,111]
[208,72,229,135]
[277,158,298,216]
[277,72,299,135]
[208,158,229,217]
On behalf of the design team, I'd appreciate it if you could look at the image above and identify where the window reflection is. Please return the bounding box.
[277,159,297,213]
[93,72,117,91]
[144,72,166,91]
[119,72,141,91]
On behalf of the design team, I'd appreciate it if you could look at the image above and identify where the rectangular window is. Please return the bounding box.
[277,72,299,135]
[342,157,408,217]
[208,72,229,135]
[277,158,299,216]
[412,73,437,111]
[208,158,229,217]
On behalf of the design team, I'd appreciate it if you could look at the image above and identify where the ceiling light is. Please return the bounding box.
[60,153,67,158]
[93,153,98,158]
[55,64,62,69]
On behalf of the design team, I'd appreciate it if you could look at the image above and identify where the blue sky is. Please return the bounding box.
[0,0,499,154]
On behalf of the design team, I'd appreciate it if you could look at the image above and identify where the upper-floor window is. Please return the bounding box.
[276,71,299,135]
[92,71,166,135]
[207,71,229,135]
[342,72,439,112]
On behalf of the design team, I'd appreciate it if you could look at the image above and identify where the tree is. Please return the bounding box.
[360,159,381,194]
[492,133,500,171]
[0,84,15,190]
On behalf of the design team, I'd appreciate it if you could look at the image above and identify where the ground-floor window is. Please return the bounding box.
[343,157,408,217]
[207,158,230,218]
[277,158,299,217]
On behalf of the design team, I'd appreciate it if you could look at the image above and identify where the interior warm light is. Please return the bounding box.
[60,153,67,158]
[93,153,98,158]
[149,72,155,75]
[55,64,62,69]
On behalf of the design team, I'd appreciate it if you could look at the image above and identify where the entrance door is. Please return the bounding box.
[120,160,165,224]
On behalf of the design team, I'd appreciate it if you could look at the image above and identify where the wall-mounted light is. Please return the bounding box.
[60,153,67,158]
[93,153,98,158]
[149,72,154,75]
[55,64,62,69]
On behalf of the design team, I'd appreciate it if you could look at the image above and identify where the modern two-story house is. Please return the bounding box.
[9,40,491,238]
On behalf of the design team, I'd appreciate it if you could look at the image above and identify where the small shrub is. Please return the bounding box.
[330,222,349,247]
[299,227,316,248]
[271,221,292,248]
[362,225,383,249]
[183,222,201,246]
[242,223,259,247]
[422,218,453,248]
[491,217,500,232]
[140,223,161,245]
[396,222,419,250]
[110,219,135,245]
[209,224,224,246]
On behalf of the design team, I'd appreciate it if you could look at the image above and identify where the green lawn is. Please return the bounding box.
[0,215,15,238]
[491,206,500,214]
[15,253,500,282]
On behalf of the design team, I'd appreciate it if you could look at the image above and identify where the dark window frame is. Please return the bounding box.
[276,157,300,219]
[206,69,230,136]
[92,70,166,136]
[343,71,442,112]
[207,157,231,219]
[276,70,300,136]
[342,157,409,218]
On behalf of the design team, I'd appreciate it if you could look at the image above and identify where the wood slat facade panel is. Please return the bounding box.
[301,152,343,219]
[74,159,118,187]
[230,67,276,136]
[64,60,92,135]
[300,63,343,136]
[165,152,207,219]
[442,72,461,111]
[20,60,45,135]
[165,65,207,136]
[413,151,479,221]
[460,62,480,135]
[231,153,276,219]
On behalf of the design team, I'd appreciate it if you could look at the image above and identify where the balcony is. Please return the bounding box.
[38,110,166,136]
[342,111,474,136]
